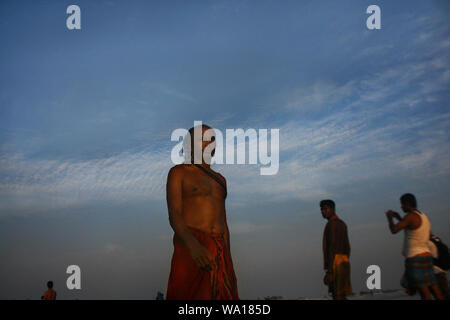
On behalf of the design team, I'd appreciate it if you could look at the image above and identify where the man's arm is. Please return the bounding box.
[323,223,334,286]
[386,210,411,234]
[343,223,350,257]
[221,177,231,250]
[323,225,330,272]
[326,221,344,273]
[224,214,231,250]
[166,166,216,270]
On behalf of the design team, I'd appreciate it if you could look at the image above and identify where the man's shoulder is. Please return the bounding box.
[168,164,227,184]
[410,210,429,218]
[167,165,188,184]
[404,211,425,228]
[168,164,191,175]
[329,217,347,228]
[210,168,227,185]
[404,211,421,222]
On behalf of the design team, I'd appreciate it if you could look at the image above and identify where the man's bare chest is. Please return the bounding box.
[182,174,224,199]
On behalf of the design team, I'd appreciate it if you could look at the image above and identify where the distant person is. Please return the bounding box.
[320,200,352,300]
[166,124,239,300]
[155,291,164,300]
[385,193,444,300]
[41,281,56,300]
[429,235,450,299]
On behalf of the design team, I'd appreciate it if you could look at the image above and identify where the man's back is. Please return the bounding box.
[324,218,350,255]
[403,210,431,258]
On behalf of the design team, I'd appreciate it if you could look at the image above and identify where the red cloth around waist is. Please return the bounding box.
[166,227,239,300]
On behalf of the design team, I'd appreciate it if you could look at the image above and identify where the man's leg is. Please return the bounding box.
[436,273,449,300]
[331,256,351,300]
[328,285,333,300]
[418,286,432,300]
[429,284,444,300]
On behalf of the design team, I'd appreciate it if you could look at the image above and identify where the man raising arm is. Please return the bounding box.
[385,193,443,300]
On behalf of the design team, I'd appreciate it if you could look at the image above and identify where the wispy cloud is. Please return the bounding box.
[0,148,171,216]
[105,243,123,254]
[140,82,197,103]
[283,81,355,113]
[219,38,450,203]
[2,49,449,215]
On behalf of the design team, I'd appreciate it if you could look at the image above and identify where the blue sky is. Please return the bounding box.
[0,0,449,299]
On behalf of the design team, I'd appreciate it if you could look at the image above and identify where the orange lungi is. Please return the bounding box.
[166,227,239,300]
[329,254,353,297]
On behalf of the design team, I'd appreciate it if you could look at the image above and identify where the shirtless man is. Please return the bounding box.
[386,193,444,300]
[166,124,239,300]
[41,281,56,300]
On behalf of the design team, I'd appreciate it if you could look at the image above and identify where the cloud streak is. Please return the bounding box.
[0,148,171,216]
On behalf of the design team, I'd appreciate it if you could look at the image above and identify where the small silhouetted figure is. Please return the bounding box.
[320,199,352,300]
[385,193,444,300]
[155,291,164,300]
[41,281,57,300]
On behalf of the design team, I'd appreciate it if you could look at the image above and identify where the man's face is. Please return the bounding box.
[191,126,215,164]
[320,206,334,219]
[401,202,409,213]
[201,127,215,152]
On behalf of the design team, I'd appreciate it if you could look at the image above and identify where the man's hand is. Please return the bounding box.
[386,210,412,234]
[323,272,332,286]
[386,210,401,220]
[188,242,217,271]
